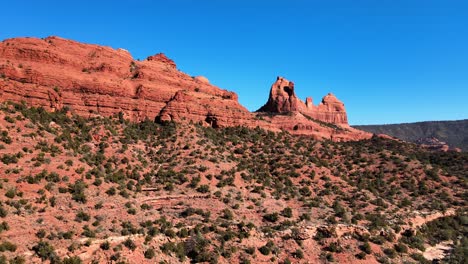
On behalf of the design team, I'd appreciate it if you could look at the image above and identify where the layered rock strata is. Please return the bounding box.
[257,76,348,125]
[0,36,371,141]
[0,36,251,127]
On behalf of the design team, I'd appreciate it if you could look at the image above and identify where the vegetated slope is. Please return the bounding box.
[0,102,466,263]
[354,120,468,151]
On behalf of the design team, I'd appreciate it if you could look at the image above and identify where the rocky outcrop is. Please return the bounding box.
[0,36,372,141]
[0,36,250,127]
[415,137,462,152]
[156,90,251,128]
[258,77,299,113]
[257,76,348,125]
[146,53,176,68]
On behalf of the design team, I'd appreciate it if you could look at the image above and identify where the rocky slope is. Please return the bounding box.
[0,103,466,263]
[0,36,371,141]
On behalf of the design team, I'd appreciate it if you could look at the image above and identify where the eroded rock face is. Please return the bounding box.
[0,36,371,141]
[257,76,348,125]
[258,76,298,113]
[0,36,250,127]
[146,53,176,68]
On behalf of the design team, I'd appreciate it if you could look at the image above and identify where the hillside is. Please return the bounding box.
[0,102,466,263]
[354,120,468,151]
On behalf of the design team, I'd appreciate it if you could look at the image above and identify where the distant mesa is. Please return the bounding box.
[355,119,468,151]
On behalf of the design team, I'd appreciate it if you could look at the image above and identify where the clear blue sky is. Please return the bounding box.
[2,0,467,125]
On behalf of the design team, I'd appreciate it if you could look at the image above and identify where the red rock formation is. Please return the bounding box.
[258,77,299,113]
[0,36,371,141]
[0,36,250,127]
[257,76,348,125]
[146,53,176,68]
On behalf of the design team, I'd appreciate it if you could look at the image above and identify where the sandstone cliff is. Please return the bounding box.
[257,76,348,125]
[0,36,371,141]
[0,36,251,127]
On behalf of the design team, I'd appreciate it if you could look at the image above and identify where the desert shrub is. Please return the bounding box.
[0,241,16,252]
[292,249,304,259]
[263,212,279,223]
[258,241,276,256]
[61,231,74,240]
[62,256,82,264]
[32,241,56,261]
[4,116,15,123]
[394,243,408,253]
[299,186,311,196]
[366,213,387,230]
[281,207,293,218]
[221,209,234,220]
[123,238,136,250]
[94,202,103,209]
[140,203,151,210]
[81,225,96,238]
[258,245,271,255]
[324,242,343,253]
[106,187,116,196]
[0,131,11,144]
[410,253,430,264]
[36,229,46,239]
[100,241,110,250]
[383,248,397,258]
[359,242,372,254]
[144,248,155,259]
[160,241,185,260]
[299,213,311,221]
[355,252,366,259]
[9,256,26,264]
[5,189,16,199]
[196,184,210,193]
[0,153,20,165]
[68,180,87,203]
[75,211,90,222]
[245,247,255,255]
[0,222,8,233]
[0,206,7,218]
[399,230,425,250]
[184,234,215,262]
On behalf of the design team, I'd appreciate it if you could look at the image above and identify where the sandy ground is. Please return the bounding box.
[423,241,453,261]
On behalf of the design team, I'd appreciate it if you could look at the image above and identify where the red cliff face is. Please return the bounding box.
[257,76,349,125]
[258,77,299,113]
[0,36,251,127]
[0,36,371,141]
